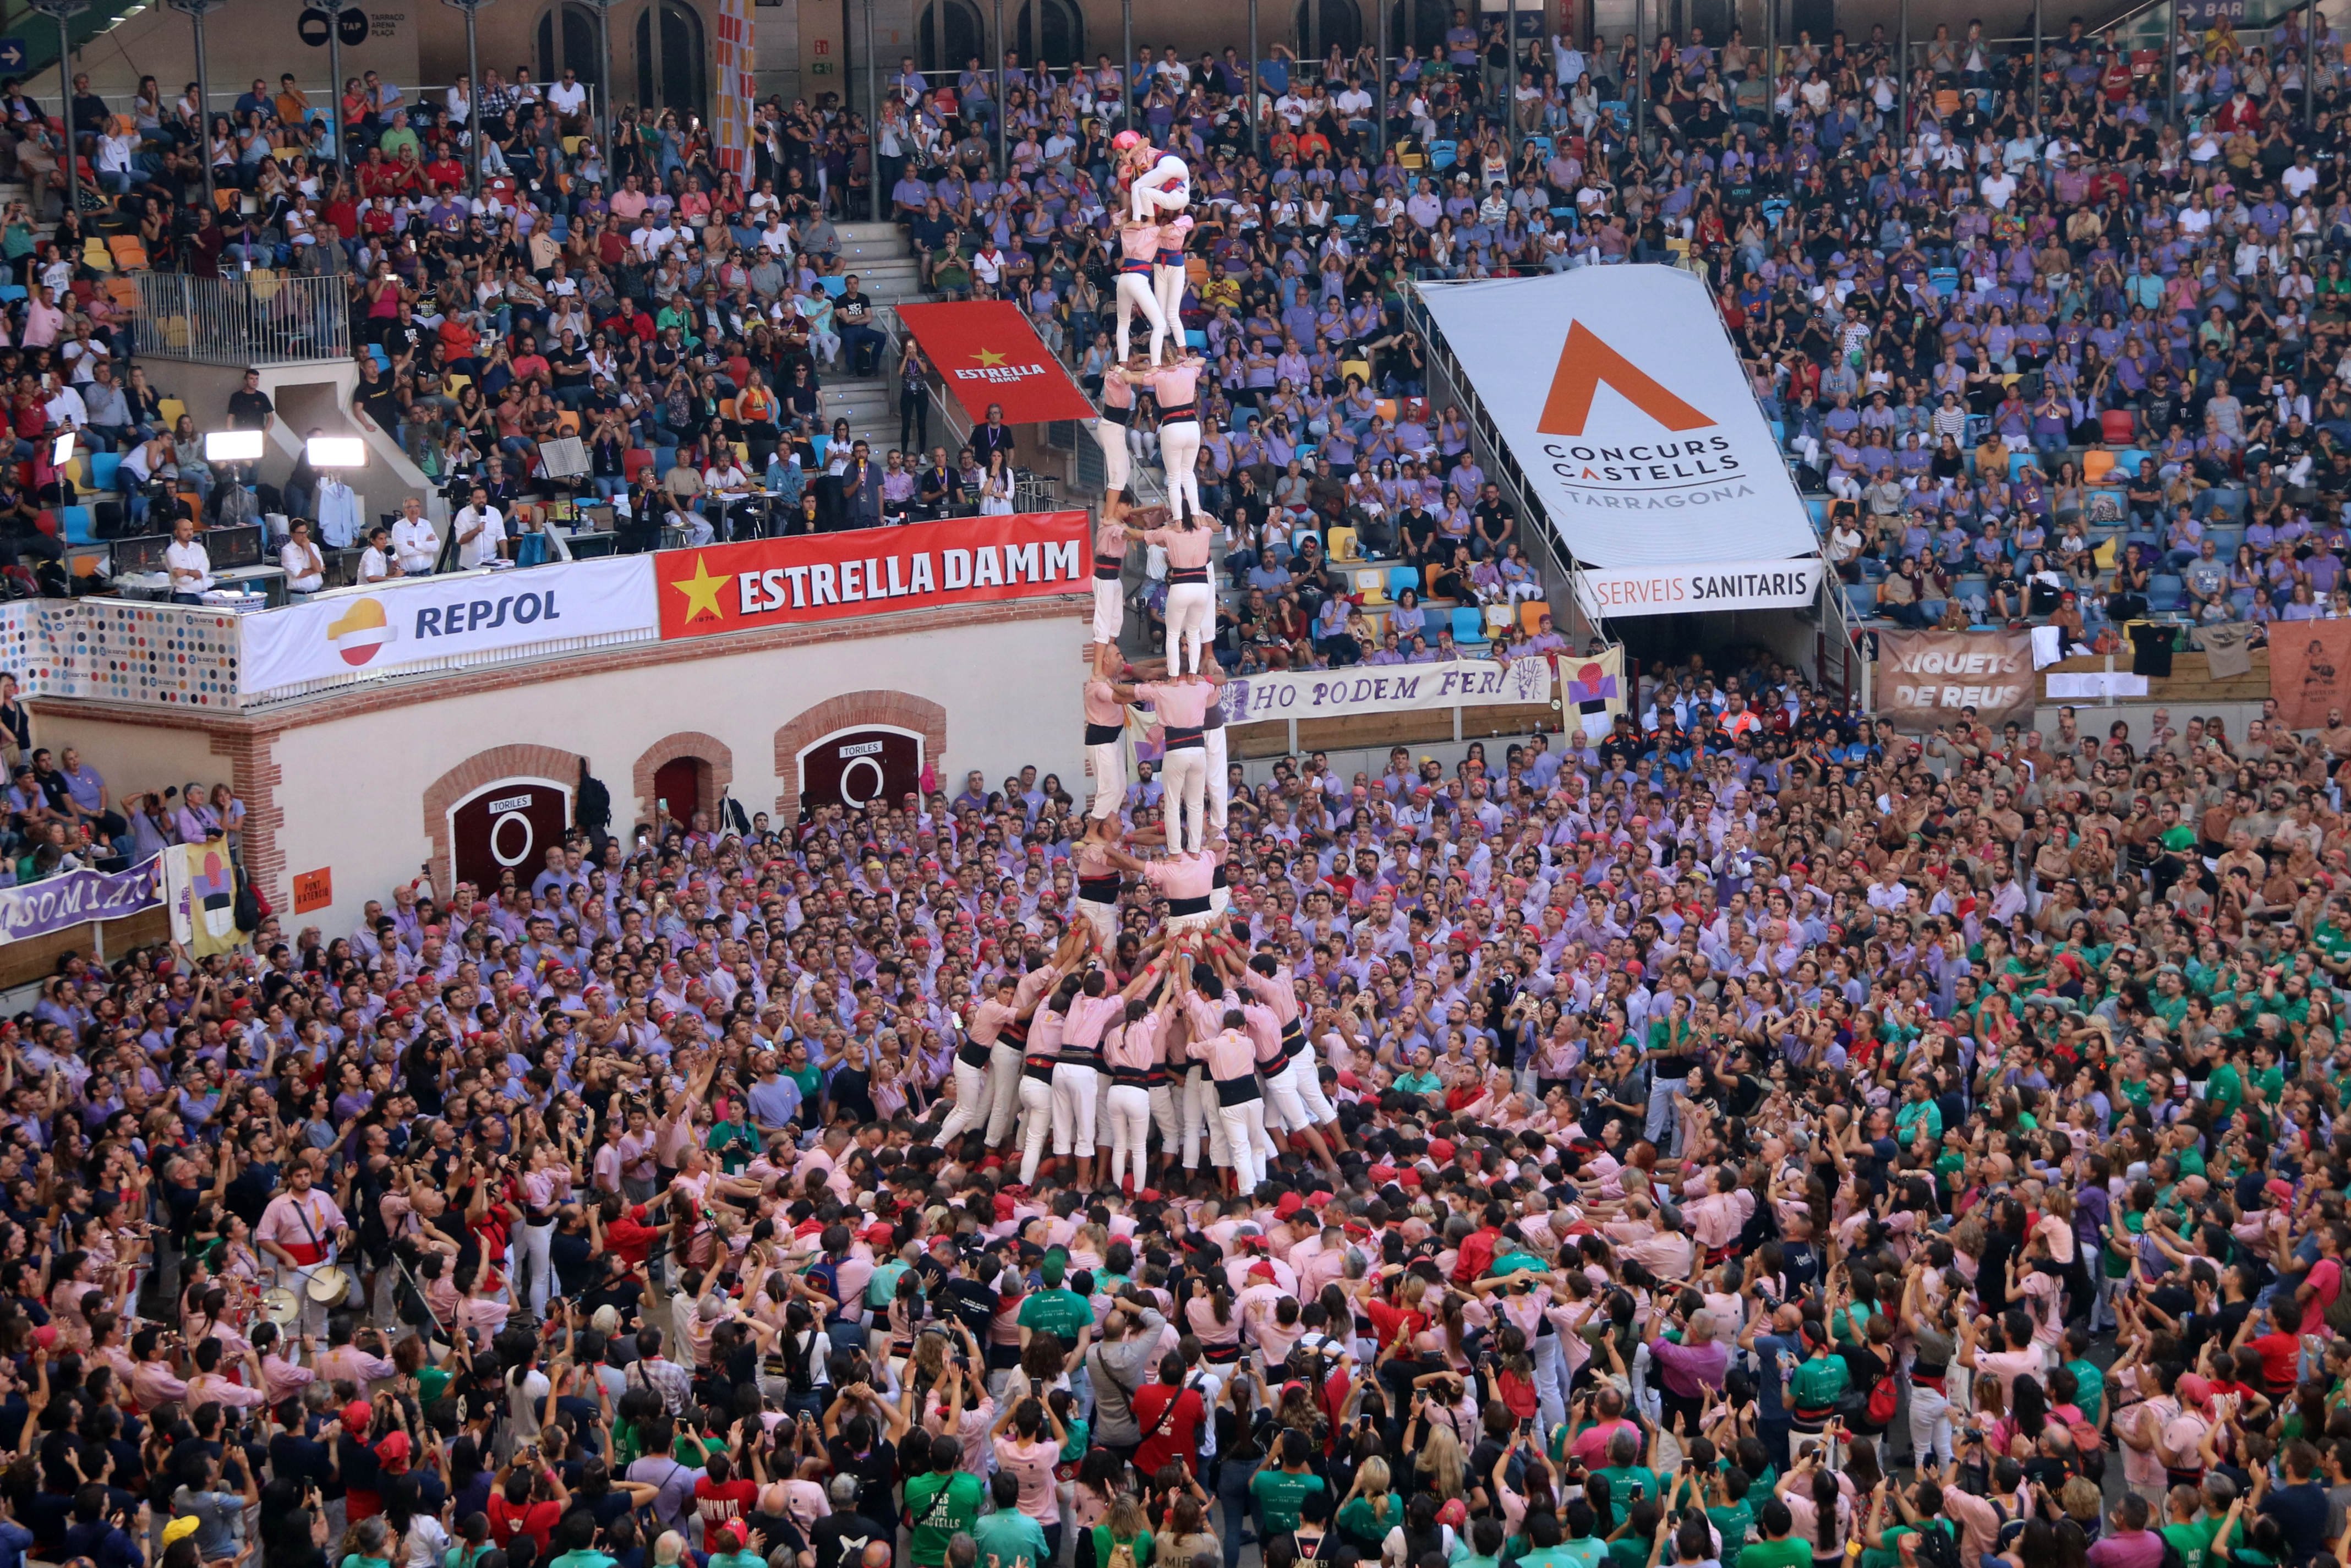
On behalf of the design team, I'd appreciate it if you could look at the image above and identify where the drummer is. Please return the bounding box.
[254,1162,353,1337]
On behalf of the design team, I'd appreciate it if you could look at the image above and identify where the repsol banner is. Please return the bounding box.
[240,558,658,695]
[1876,628,2036,731]
[1574,558,1822,620]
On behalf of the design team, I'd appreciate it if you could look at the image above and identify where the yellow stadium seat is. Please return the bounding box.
[1354,567,1388,606]
[158,397,187,428]
[1326,525,1357,561]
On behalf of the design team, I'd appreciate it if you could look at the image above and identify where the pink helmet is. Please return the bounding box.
[1111,129,1145,152]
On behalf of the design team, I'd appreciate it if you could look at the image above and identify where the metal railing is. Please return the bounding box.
[132,271,351,365]
[1400,278,1593,646]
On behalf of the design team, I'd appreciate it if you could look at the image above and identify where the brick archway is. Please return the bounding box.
[632,731,736,832]
[774,692,947,823]
[422,743,589,897]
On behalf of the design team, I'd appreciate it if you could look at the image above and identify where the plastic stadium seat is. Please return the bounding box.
[1451,605,1488,645]
[1386,565,1419,600]
[1353,568,1387,605]
[1519,600,1551,634]
[2083,450,2117,483]
[1844,583,1876,618]
[1484,603,1515,634]
[90,452,119,490]
[2101,409,2136,444]
[157,397,186,427]
[2150,575,2185,612]
[60,506,93,544]
[1326,526,1358,561]
[624,449,654,483]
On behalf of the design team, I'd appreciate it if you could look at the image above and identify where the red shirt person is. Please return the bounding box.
[1129,1353,1207,1476]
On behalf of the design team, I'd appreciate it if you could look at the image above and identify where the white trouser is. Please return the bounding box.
[1160,418,1202,523]
[1131,156,1189,222]
[1078,897,1119,945]
[1291,1046,1338,1125]
[1094,416,1133,495]
[1182,1066,1232,1168]
[1092,576,1124,643]
[983,1041,1026,1145]
[1161,742,1208,853]
[1089,736,1125,818]
[1148,1080,1182,1152]
[1114,272,1167,364]
[936,1051,995,1146]
[1051,1061,1100,1155]
[516,1217,555,1317]
[1016,1073,1056,1184]
[1154,263,1186,360]
[1219,1094,1269,1195]
[1204,726,1229,833]
[1106,1082,1152,1189]
[1164,580,1212,675]
[1262,1053,1314,1133]
[1907,1378,1954,1467]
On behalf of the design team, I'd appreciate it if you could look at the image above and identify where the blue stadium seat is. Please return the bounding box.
[1844,583,1876,618]
[60,506,92,544]
[89,451,119,490]
[1429,140,1457,169]
[2150,575,2186,612]
[1451,606,1488,646]
[1929,267,1959,297]
[1386,565,1419,600]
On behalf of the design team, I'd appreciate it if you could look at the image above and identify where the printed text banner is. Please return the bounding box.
[656,511,1091,638]
[896,301,1098,423]
[1415,269,1817,569]
[0,859,159,944]
[1875,627,2037,732]
[240,558,658,695]
[1222,657,1554,724]
[1574,559,1822,620]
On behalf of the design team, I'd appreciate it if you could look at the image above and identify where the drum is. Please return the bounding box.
[260,1287,300,1329]
[304,1263,353,1304]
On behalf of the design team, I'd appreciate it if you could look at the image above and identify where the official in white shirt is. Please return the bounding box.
[281,519,326,594]
[165,516,214,603]
[453,483,508,569]
[390,497,440,574]
[358,523,396,583]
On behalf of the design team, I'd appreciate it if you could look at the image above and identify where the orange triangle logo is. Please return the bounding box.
[1537,320,1713,435]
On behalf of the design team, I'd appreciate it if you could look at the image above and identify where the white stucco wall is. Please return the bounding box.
[266,607,1087,933]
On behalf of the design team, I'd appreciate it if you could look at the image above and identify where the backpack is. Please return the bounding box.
[1911,1523,1963,1568]
[1865,1370,1898,1427]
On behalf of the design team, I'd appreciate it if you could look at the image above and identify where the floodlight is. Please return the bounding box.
[305,435,366,467]
[204,429,265,461]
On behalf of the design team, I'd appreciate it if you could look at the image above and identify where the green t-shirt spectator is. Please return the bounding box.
[973,1508,1049,1568]
[1739,1538,1816,1568]
[1337,1493,1402,1548]
[1250,1467,1327,1531]
[1708,1501,1756,1550]
[2162,1516,2222,1568]
[906,1468,985,1566]
[1396,1069,1442,1096]
[1019,1285,1093,1343]
[1595,1465,1658,1505]
[1788,1354,1849,1414]
[2063,1358,2104,1425]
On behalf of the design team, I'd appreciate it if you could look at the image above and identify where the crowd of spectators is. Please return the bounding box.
[0,52,2336,1568]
